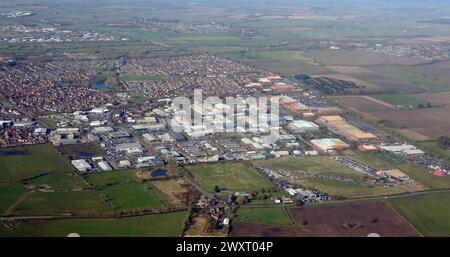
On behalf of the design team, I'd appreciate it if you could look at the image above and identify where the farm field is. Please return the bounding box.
[85,170,171,210]
[9,191,111,216]
[388,192,450,236]
[84,169,139,186]
[370,65,450,92]
[288,201,420,237]
[220,50,331,77]
[331,95,450,139]
[235,207,293,226]
[187,162,274,193]
[96,182,169,210]
[370,94,431,107]
[0,144,73,182]
[0,211,188,237]
[232,201,420,237]
[306,49,425,66]
[0,183,29,215]
[24,173,88,192]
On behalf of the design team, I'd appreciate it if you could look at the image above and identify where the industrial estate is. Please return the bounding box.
[1,0,450,238]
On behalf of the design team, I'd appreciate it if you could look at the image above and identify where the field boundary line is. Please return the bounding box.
[384,200,424,237]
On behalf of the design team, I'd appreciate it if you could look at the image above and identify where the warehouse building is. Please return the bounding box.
[71,159,92,173]
[288,120,319,133]
[319,115,377,141]
[311,138,350,152]
[98,161,113,172]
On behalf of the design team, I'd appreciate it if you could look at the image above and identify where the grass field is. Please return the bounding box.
[388,192,450,236]
[370,65,450,92]
[370,94,430,107]
[85,169,138,186]
[0,211,188,237]
[187,162,274,193]
[222,50,329,76]
[0,183,29,215]
[24,173,88,192]
[235,207,293,226]
[10,191,111,216]
[97,182,169,210]
[86,170,171,210]
[0,144,73,182]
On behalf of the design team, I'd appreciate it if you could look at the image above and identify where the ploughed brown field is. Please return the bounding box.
[232,201,420,237]
[333,95,450,138]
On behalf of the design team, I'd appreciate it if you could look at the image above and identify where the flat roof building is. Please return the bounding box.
[71,159,92,173]
[288,120,319,133]
[311,138,350,152]
[98,161,113,172]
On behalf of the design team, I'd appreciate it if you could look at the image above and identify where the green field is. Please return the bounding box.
[236,207,293,226]
[0,211,188,237]
[97,183,169,210]
[24,173,88,192]
[86,170,171,210]
[389,192,450,236]
[85,169,138,186]
[0,183,29,215]
[370,94,430,107]
[0,144,73,182]
[221,50,328,76]
[187,162,274,193]
[370,65,450,92]
[10,191,111,216]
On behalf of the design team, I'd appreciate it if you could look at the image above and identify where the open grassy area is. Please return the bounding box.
[370,94,430,107]
[236,207,293,226]
[388,192,450,236]
[86,170,171,210]
[221,50,328,76]
[85,169,138,186]
[97,182,169,211]
[0,211,188,237]
[370,65,450,92]
[0,183,29,215]
[10,191,111,216]
[187,162,274,193]
[0,144,73,182]
[24,173,88,192]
